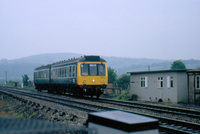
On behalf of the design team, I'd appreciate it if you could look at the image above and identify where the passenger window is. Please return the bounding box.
[98,64,105,76]
[66,66,69,77]
[81,64,88,76]
[53,69,55,78]
[65,67,67,77]
[56,69,58,78]
[90,64,97,76]
[73,66,76,77]
[62,68,64,77]
[38,71,41,78]
[69,66,72,77]
[59,69,61,77]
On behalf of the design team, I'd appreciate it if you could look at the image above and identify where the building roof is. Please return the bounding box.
[128,69,188,75]
[187,68,200,74]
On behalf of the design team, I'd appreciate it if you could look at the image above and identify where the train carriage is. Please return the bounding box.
[49,58,78,94]
[34,64,51,91]
[34,55,108,98]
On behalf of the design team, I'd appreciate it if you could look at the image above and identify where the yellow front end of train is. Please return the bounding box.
[77,62,108,90]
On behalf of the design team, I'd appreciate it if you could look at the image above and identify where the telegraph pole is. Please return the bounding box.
[148,66,150,71]
[5,71,7,84]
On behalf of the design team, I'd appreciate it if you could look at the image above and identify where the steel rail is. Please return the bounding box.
[97,98,200,119]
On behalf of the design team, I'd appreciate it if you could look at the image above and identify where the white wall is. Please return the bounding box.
[177,72,188,103]
[130,71,187,103]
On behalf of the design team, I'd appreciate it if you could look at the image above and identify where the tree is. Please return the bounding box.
[22,74,29,86]
[170,60,186,70]
[108,67,117,83]
[117,74,130,90]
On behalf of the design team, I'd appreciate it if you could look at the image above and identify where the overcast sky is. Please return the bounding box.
[0,0,200,60]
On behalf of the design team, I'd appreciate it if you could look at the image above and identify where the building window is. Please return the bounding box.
[157,77,163,88]
[196,75,200,89]
[141,77,148,88]
[141,77,145,87]
[170,77,173,87]
[167,76,173,88]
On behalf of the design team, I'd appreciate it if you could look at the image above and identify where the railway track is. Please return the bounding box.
[0,87,112,113]
[86,98,200,133]
[0,86,200,133]
[98,98,200,119]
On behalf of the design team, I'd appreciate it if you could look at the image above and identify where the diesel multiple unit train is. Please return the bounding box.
[34,55,108,98]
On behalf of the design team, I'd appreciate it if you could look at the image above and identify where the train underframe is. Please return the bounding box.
[35,84,106,99]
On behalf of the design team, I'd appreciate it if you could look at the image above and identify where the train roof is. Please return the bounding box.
[34,64,51,71]
[78,55,106,62]
[51,55,106,67]
[34,55,106,70]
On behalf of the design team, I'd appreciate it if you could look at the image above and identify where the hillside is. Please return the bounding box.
[0,53,200,83]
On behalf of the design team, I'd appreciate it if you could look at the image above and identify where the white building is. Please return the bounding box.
[129,70,188,103]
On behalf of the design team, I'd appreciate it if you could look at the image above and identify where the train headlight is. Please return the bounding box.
[83,80,86,83]
[101,80,104,83]
[92,79,95,83]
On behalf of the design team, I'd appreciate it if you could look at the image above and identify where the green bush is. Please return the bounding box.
[114,92,131,100]
[7,81,21,88]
